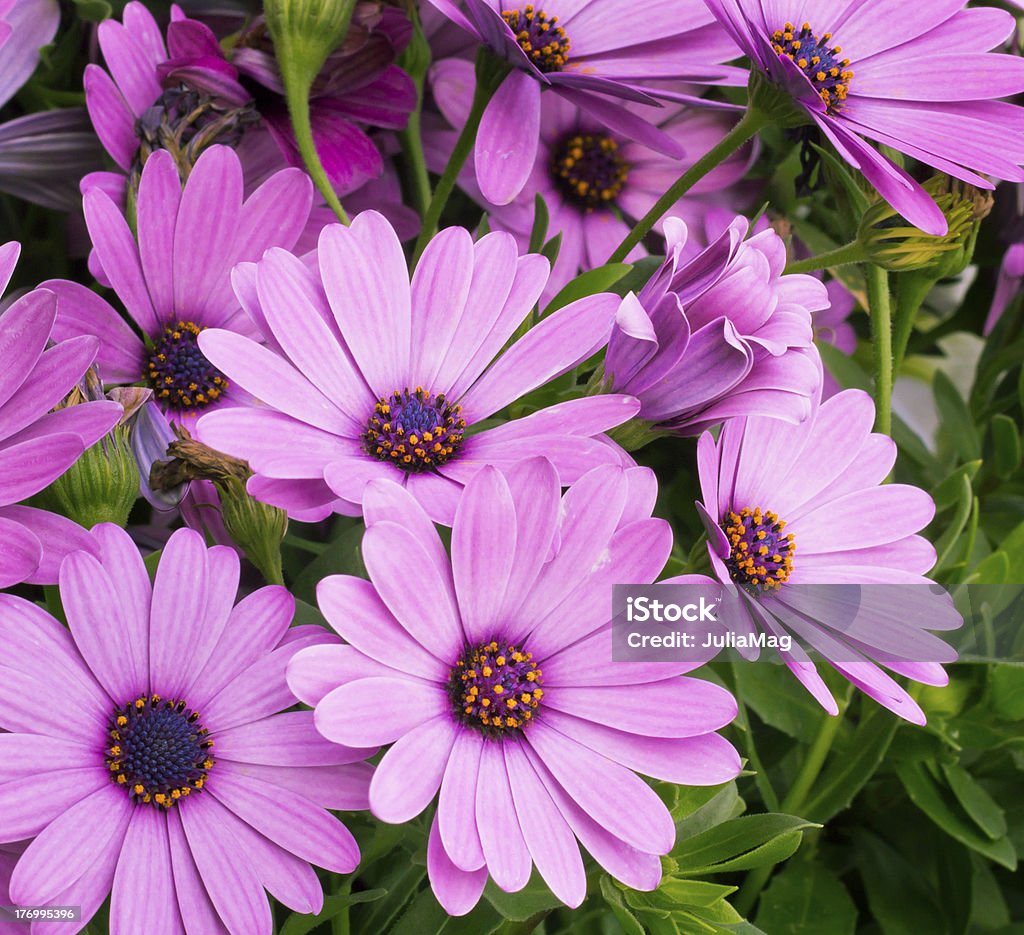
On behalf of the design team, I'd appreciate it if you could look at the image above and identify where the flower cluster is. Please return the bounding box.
[1,0,1019,929]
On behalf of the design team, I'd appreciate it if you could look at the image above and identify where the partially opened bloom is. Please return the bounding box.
[196,210,638,524]
[696,389,960,723]
[986,242,1024,334]
[429,58,758,303]
[424,0,745,203]
[603,215,825,438]
[0,0,60,108]
[0,242,123,587]
[85,1,414,198]
[707,0,1024,234]
[287,462,740,914]
[0,523,370,934]
[46,144,313,431]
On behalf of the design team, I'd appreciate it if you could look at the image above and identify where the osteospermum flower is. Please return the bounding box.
[84,1,413,197]
[196,210,638,524]
[428,58,758,303]
[424,0,745,203]
[287,461,741,913]
[0,524,370,933]
[603,214,826,437]
[696,389,960,723]
[45,144,313,431]
[706,0,1024,234]
[0,242,122,587]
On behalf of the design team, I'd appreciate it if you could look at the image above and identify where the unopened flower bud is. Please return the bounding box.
[857,175,993,275]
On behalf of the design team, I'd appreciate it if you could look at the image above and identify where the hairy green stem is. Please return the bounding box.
[608,107,769,264]
[412,51,508,264]
[396,0,432,219]
[784,240,867,276]
[285,82,350,224]
[866,264,894,435]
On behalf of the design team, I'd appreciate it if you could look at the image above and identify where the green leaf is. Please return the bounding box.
[932,461,981,513]
[969,520,1024,585]
[932,474,975,574]
[291,523,365,604]
[933,370,981,463]
[482,873,561,921]
[673,814,818,876]
[629,879,737,911]
[755,863,857,935]
[601,876,646,935]
[71,0,112,21]
[734,662,828,743]
[675,783,745,836]
[992,414,1022,479]
[279,890,385,935]
[528,192,549,254]
[541,231,562,266]
[941,762,1007,840]
[541,262,631,316]
[818,341,870,392]
[896,761,1017,869]
[990,665,1024,721]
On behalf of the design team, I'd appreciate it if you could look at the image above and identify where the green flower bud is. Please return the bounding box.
[150,429,287,585]
[857,175,993,274]
[36,379,146,529]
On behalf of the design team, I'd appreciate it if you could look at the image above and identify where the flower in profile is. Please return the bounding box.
[0,242,123,587]
[84,1,414,197]
[602,215,826,441]
[423,0,745,204]
[696,389,960,723]
[986,242,1024,335]
[0,109,105,211]
[287,461,740,914]
[0,523,370,933]
[196,210,638,524]
[706,0,1024,234]
[45,144,313,432]
[0,0,60,108]
[428,58,758,302]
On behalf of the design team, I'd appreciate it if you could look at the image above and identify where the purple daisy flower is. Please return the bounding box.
[428,58,759,303]
[195,209,639,524]
[0,0,60,109]
[0,242,123,587]
[85,1,414,197]
[0,523,370,933]
[287,461,741,914]
[45,144,313,432]
[603,214,826,437]
[706,0,1024,234]
[695,388,960,724]
[423,0,745,204]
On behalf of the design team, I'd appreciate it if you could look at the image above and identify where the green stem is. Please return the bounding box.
[399,108,432,221]
[608,107,770,264]
[784,241,867,276]
[285,81,350,224]
[733,694,851,918]
[892,271,934,370]
[866,264,894,435]
[412,51,508,265]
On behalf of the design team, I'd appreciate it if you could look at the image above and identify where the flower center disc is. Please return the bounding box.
[771,22,853,113]
[146,320,228,412]
[502,6,570,73]
[362,387,466,473]
[106,694,214,808]
[551,132,629,211]
[722,506,795,593]
[448,641,543,736]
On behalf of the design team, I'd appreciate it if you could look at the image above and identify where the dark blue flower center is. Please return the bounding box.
[449,641,543,736]
[106,694,214,808]
[362,387,466,473]
[551,132,630,211]
[146,320,229,412]
[502,6,570,72]
[722,506,795,593]
[771,22,853,113]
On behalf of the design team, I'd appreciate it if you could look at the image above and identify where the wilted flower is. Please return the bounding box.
[197,210,638,524]
[707,0,1024,234]
[602,214,826,442]
[696,389,961,723]
[0,524,370,934]
[288,462,740,913]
